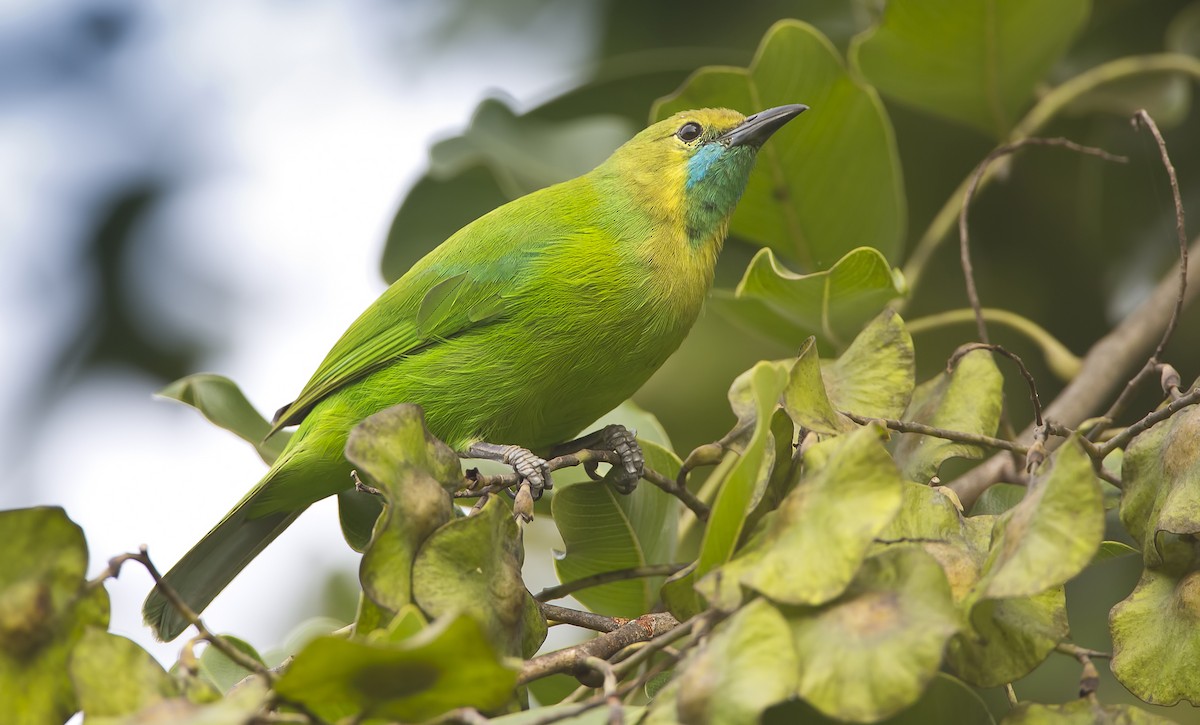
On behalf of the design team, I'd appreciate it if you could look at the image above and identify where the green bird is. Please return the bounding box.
[144,104,807,641]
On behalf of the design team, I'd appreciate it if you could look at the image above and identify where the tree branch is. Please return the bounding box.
[518,612,680,685]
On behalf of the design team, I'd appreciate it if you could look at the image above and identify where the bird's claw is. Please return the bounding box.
[501,445,552,499]
[603,424,644,495]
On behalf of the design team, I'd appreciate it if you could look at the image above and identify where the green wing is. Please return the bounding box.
[268,266,511,436]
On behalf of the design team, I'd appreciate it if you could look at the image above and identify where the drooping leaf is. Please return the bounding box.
[945,516,1068,686]
[552,440,682,617]
[784,547,960,722]
[970,483,1027,516]
[782,336,852,434]
[0,507,111,725]
[892,349,1003,482]
[412,496,544,658]
[157,373,288,463]
[822,309,915,420]
[850,0,1091,137]
[346,404,460,627]
[700,425,903,608]
[1119,400,1200,568]
[695,362,789,580]
[1093,540,1138,564]
[650,599,798,724]
[734,247,906,350]
[1110,540,1200,707]
[69,628,179,718]
[976,438,1104,600]
[274,614,518,722]
[654,20,906,269]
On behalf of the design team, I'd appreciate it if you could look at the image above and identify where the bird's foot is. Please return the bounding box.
[554,424,644,495]
[463,439,552,518]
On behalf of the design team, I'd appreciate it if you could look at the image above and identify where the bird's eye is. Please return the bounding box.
[677,122,703,143]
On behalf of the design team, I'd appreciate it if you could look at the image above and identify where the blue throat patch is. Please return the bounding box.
[686,144,724,189]
[683,144,755,245]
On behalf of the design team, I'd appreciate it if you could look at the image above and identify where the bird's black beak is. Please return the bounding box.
[720,104,809,148]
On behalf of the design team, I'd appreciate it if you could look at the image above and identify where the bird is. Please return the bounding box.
[144,103,808,641]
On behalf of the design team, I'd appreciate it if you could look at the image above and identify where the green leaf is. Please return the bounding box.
[735,247,906,350]
[764,672,996,725]
[654,20,906,269]
[652,599,798,724]
[69,628,179,718]
[784,547,960,722]
[195,636,265,694]
[969,483,1026,516]
[274,613,518,722]
[945,517,1068,686]
[700,425,903,608]
[695,362,789,580]
[1001,698,1175,724]
[1093,540,1138,564]
[976,438,1105,600]
[412,496,544,658]
[892,349,1003,482]
[552,440,682,617]
[850,0,1091,137]
[1110,541,1200,706]
[822,309,915,420]
[782,337,853,434]
[1119,401,1200,568]
[157,373,288,464]
[0,507,110,725]
[346,404,460,627]
[708,288,811,348]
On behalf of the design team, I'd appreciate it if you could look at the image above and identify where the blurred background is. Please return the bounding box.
[2,0,1198,719]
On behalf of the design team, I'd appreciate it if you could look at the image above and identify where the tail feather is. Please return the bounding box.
[143,501,303,641]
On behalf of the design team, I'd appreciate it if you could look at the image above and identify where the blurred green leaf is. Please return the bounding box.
[970,483,1027,516]
[654,20,906,269]
[157,374,288,464]
[784,547,960,722]
[69,628,179,719]
[851,0,1091,137]
[0,507,110,725]
[274,613,517,722]
[892,349,1003,482]
[652,599,797,724]
[707,288,811,348]
[412,496,544,658]
[976,439,1104,600]
[195,636,265,694]
[700,425,903,608]
[429,97,633,199]
[764,672,996,724]
[87,680,270,725]
[1119,400,1200,568]
[733,247,906,350]
[1093,540,1138,563]
[552,440,682,617]
[1001,698,1176,723]
[346,404,460,627]
[1168,1,1200,57]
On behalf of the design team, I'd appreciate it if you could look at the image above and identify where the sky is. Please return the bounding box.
[0,0,601,666]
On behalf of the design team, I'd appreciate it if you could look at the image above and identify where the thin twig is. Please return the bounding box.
[518,613,679,685]
[842,411,1027,454]
[958,138,1127,344]
[641,467,710,521]
[535,564,687,602]
[951,342,1045,427]
[91,548,274,682]
[1090,111,1191,438]
[1099,386,1200,458]
[541,603,627,633]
